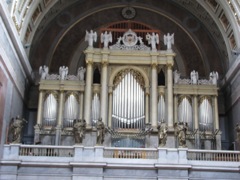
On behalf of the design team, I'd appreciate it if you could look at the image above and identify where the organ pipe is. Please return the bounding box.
[112,70,145,129]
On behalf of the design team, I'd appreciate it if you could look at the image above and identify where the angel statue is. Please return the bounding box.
[101,31,112,48]
[146,32,159,50]
[77,66,86,81]
[209,71,218,85]
[164,33,174,50]
[59,66,68,80]
[173,70,181,84]
[85,30,97,47]
[190,70,199,85]
[39,65,49,80]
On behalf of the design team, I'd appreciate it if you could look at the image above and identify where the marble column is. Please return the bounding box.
[212,96,219,130]
[167,64,173,127]
[100,62,108,125]
[108,89,113,128]
[174,94,178,124]
[36,90,45,125]
[55,90,64,145]
[34,90,45,144]
[84,61,93,127]
[151,64,158,127]
[145,87,150,124]
[193,95,200,149]
[78,92,84,120]
[213,95,221,150]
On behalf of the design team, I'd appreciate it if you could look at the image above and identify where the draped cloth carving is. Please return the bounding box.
[43,93,58,126]
[112,69,145,129]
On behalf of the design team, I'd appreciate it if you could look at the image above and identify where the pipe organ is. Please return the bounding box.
[112,69,145,129]
[35,28,220,149]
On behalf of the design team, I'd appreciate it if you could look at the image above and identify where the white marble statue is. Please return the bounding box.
[173,70,181,84]
[209,71,218,85]
[59,66,68,80]
[146,32,159,50]
[77,66,86,81]
[164,33,174,50]
[190,70,199,84]
[85,30,97,47]
[101,31,112,48]
[39,65,49,79]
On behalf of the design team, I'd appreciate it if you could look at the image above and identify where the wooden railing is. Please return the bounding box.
[103,147,158,159]
[187,149,240,162]
[19,145,74,157]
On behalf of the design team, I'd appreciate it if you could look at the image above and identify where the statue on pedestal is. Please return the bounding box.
[209,71,218,85]
[157,122,168,147]
[101,31,112,48]
[146,32,159,50]
[59,66,68,80]
[39,65,49,80]
[85,30,97,47]
[96,118,105,145]
[8,116,27,144]
[190,70,199,84]
[175,122,188,147]
[77,67,86,81]
[164,33,174,50]
[173,70,181,84]
[73,119,86,144]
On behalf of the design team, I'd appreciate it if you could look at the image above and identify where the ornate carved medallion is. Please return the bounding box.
[121,7,136,19]
[122,29,138,47]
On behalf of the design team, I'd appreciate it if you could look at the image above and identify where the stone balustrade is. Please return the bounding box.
[3,144,240,162]
[1,144,240,180]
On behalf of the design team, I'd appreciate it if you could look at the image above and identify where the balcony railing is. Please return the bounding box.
[19,145,74,157]
[187,149,240,162]
[103,147,158,159]
[3,144,240,163]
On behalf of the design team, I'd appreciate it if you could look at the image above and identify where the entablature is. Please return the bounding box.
[173,85,218,96]
[39,80,85,91]
[84,48,175,66]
